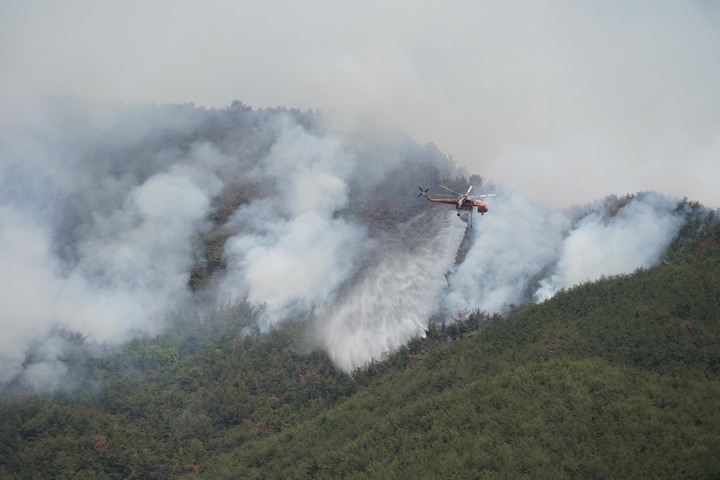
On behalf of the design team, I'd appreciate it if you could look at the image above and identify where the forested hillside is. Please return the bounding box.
[2,98,706,381]
[1,204,718,479]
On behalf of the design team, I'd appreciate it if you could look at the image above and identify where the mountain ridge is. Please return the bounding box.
[1,99,719,478]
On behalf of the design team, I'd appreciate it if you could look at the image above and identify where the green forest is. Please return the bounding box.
[1,204,719,479]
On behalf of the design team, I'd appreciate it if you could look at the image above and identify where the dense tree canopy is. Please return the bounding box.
[2,101,719,479]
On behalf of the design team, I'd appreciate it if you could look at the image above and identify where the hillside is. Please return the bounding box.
[1,213,719,479]
[186,218,720,479]
[2,99,720,478]
[2,98,706,381]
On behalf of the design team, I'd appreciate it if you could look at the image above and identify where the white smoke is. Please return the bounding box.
[0,161,222,384]
[223,211,365,324]
[56,162,222,338]
[0,96,699,388]
[2,97,460,386]
[444,191,686,314]
[0,208,60,383]
[534,192,685,300]
[20,334,73,392]
[444,191,571,313]
[0,99,230,384]
[219,115,368,324]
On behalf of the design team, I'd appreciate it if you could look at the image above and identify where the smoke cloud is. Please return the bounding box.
[0,97,703,388]
[5,3,718,385]
[443,190,571,314]
[3,1,719,207]
[0,208,60,383]
[0,100,231,384]
[445,191,686,314]
[219,116,366,323]
[0,98,461,384]
[534,193,684,301]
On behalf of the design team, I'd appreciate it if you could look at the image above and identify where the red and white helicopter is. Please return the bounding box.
[418,185,495,227]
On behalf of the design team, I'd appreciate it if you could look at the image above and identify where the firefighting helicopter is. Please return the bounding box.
[418,185,495,227]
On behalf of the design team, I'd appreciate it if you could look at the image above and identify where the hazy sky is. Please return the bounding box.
[2,0,719,207]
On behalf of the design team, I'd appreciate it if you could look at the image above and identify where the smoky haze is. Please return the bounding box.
[2,1,719,208]
[0,98,705,389]
[0,99,463,385]
[443,191,686,314]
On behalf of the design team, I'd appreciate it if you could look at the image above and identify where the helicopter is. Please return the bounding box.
[418,185,495,227]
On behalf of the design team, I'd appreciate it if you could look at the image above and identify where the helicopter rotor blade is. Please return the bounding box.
[439,185,460,196]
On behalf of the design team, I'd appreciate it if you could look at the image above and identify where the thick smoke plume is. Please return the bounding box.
[0,98,700,388]
[0,99,229,386]
[444,191,687,314]
[0,98,459,385]
[218,115,366,323]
